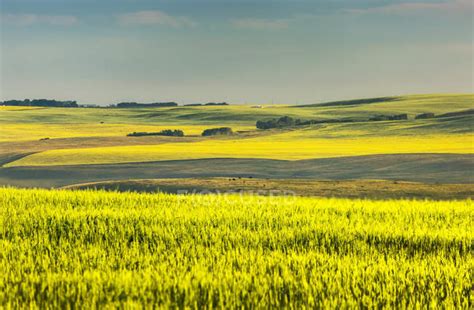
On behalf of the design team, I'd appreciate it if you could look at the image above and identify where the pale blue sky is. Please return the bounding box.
[1,0,472,104]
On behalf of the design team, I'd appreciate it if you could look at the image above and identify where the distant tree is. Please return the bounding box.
[1,99,78,108]
[369,114,408,121]
[277,116,295,127]
[204,102,229,106]
[391,114,408,120]
[127,129,184,137]
[415,113,435,120]
[256,116,296,129]
[116,102,178,108]
[201,127,233,136]
[158,129,184,137]
[256,120,268,130]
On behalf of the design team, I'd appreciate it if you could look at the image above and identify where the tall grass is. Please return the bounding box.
[0,188,472,308]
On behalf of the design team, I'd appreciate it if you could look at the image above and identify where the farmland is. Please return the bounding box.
[6,133,472,167]
[0,93,473,307]
[0,94,473,174]
[1,188,472,308]
[3,0,473,305]
[0,94,473,188]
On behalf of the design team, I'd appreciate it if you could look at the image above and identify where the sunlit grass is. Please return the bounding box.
[1,94,472,126]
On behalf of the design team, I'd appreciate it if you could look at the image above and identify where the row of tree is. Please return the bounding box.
[184,102,229,107]
[1,99,78,108]
[0,99,231,108]
[107,102,230,108]
[256,116,302,129]
[127,127,235,137]
[202,127,233,136]
[256,113,416,130]
[369,114,408,121]
[127,130,184,137]
[115,102,178,108]
[115,102,230,108]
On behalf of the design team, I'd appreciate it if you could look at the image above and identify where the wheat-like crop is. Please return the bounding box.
[0,188,472,308]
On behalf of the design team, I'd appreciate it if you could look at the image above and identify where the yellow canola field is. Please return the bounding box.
[0,123,254,142]
[0,106,45,111]
[7,133,473,166]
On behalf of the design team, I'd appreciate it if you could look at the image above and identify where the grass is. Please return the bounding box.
[1,94,472,126]
[7,133,473,167]
[0,187,472,308]
[302,94,474,114]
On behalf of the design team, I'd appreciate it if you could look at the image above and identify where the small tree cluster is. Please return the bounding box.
[256,116,301,129]
[415,113,435,120]
[201,127,233,136]
[158,129,185,137]
[369,114,408,121]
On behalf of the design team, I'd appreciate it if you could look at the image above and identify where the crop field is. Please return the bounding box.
[1,94,472,167]
[1,94,471,125]
[0,93,472,187]
[7,134,472,167]
[0,94,473,307]
[2,0,473,305]
[0,123,257,142]
[0,188,472,308]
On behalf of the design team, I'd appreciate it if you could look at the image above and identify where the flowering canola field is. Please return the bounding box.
[0,188,472,308]
[7,133,473,166]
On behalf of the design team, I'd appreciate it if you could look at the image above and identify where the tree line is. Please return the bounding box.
[1,99,230,108]
[127,127,234,137]
[115,102,178,108]
[1,99,78,108]
[127,130,184,137]
[255,113,428,130]
[184,102,229,107]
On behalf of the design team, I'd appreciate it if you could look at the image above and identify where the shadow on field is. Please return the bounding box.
[61,178,474,200]
[0,154,472,189]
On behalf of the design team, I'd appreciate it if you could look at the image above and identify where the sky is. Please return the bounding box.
[0,0,472,105]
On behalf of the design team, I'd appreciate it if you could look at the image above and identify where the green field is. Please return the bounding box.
[1,94,472,129]
[1,94,473,167]
[1,188,472,308]
[0,93,472,187]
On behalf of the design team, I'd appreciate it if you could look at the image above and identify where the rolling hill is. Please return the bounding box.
[0,94,472,190]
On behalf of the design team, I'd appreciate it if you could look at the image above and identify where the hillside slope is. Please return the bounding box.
[1,154,472,188]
